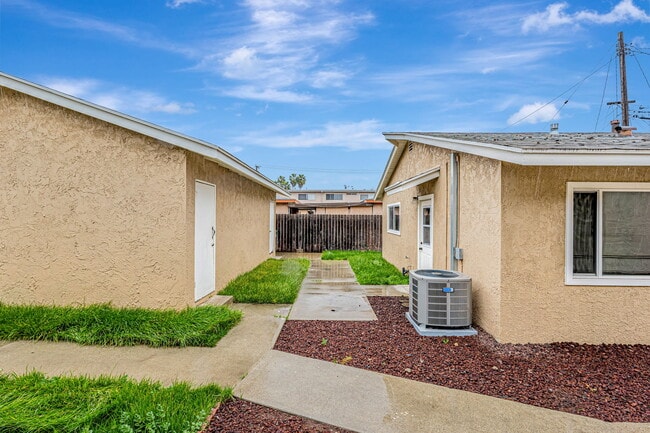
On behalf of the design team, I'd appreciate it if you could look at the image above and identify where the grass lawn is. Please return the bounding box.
[0,304,241,347]
[321,250,409,285]
[219,258,310,304]
[0,372,229,433]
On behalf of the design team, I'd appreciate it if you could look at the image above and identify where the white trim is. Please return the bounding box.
[0,72,289,197]
[385,167,440,196]
[565,182,650,286]
[374,142,407,201]
[384,133,650,166]
[387,202,401,235]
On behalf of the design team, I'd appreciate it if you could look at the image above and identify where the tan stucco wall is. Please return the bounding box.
[499,164,650,344]
[276,203,290,214]
[381,139,649,344]
[0,88,189,308]
[457,154,502,339]
[382,143,450,273]
[186,153,275,298]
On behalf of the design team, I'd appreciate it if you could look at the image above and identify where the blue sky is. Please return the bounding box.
[1,0,649,189]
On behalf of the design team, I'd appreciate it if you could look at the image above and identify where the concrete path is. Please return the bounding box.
[288,259,377,321]
[235,350,647,433]
[2,256,647,432]
[0,303,289,387]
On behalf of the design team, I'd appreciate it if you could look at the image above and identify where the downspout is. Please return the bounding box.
[449,152,459,271]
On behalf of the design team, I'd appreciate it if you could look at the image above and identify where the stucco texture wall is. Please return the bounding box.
[186,153,275,297]
[382,143,450,274]
[499,164,650,344]
[457,154,502,339]
[0,88,189,309]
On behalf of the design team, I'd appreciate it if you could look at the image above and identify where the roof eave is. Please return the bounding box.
[0,72,290,197]
[374,139,406,201]
[383,132,650,167]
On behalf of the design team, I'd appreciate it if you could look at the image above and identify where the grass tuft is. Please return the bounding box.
[219,259,310,304]
[321,250,408,285]
[0,304,241,347]
[0,372,230,432]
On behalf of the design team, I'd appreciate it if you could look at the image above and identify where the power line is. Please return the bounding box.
[504,57,613,130]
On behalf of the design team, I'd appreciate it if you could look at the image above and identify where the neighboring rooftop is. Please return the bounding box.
[287,189,375,194]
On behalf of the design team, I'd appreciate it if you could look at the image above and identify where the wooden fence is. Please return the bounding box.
[276,214,382,252]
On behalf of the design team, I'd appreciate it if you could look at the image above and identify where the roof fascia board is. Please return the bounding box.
[384,167,440,196]
[0,72,289,197]
[383,133,650,166]
[374,141,406,200]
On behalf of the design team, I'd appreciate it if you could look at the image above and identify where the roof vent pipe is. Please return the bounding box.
[549,123,559,135]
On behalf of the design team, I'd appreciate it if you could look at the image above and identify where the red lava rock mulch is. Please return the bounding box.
[204,398,354,433]
[273,296,649,424]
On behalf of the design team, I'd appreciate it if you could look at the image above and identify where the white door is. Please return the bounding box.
[418,196,433,269]
[269,200,276,253]
[194,181,216,301]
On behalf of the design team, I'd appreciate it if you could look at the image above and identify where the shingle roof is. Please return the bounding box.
[375,131,650,200]
[411,132,650,151]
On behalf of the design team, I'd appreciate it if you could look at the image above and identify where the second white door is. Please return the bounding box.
[194,181,216,301]
[418,196,433,269]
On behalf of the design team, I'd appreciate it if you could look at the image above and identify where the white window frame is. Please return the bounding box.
[326,193,343,200]
[565,182,650,286]
[387,202,401,235]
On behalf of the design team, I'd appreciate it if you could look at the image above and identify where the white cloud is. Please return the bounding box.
[311,70,349,88]
[5,0,196,56]
[507,102,560,125]
[42,77,195,114]
[575,0,650,24]
[235,119,388,150]
[522,0,650,33]
[166,0,203,8]
[460,42,565,74]
[223,86,313,103]
[201,1,374,101]
[251,9,297,27]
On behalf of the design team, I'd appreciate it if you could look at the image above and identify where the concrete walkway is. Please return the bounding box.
[1,257,647,432]
[234,258,649,433]
[289,259,377,321]
[235,350,645,433]
[0,303,289,387]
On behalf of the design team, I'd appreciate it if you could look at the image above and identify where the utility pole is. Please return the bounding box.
[608,32,635,129]
[618,31,630,126]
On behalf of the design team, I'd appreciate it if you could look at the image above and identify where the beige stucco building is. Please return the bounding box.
[0,72,287,309]
[276,190,382,215]
[376,132,650,344]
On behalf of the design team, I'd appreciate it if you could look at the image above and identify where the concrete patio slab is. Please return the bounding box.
[235,350,647,433]
[0,304,289,387]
